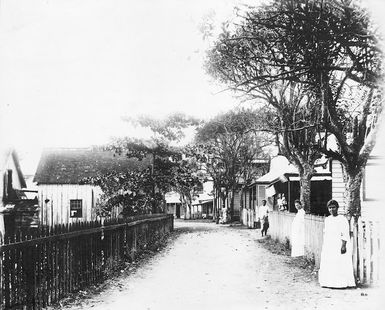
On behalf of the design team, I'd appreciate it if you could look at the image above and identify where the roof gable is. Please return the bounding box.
[1,148,27,188]
[33,148,151,185]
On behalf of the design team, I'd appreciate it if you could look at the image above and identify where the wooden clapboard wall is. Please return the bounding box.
[331,160,346,212]
[38,184,102,226]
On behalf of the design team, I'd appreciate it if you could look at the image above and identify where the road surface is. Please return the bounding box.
[53,220,383,310]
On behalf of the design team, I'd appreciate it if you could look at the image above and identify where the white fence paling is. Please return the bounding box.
[352,218,381,286]
[268,211,381,286]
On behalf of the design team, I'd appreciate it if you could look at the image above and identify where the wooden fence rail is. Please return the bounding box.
[267,211,380,286]
[0,214,173,310]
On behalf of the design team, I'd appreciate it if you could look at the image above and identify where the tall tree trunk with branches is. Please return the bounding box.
[205,0,383,218]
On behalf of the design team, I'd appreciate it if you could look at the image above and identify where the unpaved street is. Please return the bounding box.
[57,220,383,310]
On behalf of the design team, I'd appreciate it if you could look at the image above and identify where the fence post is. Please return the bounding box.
[357,218,364,284]
[0,232,2,309]
[352,220,358,279]
[365,221,372,284]
[372,221,379,285]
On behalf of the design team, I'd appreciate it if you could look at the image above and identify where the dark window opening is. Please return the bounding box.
[70,199,83,218]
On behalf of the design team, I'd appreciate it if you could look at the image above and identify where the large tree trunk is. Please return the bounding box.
[229,189,235,222]
[239,186,245,224]
[345,169,363,220]
[213,189,218,222]
[299,172,312,213]
[221,191,229,223]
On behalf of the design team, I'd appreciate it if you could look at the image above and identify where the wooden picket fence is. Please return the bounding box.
[351,218,381,286]
[268,211,381,286]
[0,214,173,309]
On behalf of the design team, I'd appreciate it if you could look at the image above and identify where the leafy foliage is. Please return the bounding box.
[87,113,203,217]
[206,0,384,216]
[123,113,200,142]
[191,109,269,218]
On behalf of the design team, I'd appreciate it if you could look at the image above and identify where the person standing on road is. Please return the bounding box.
[291,199,305,257]
[318,199,356,288]
[259,200,269,237]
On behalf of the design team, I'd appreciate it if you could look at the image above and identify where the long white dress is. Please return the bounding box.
[318,215,356,288]
[291,208,305,257]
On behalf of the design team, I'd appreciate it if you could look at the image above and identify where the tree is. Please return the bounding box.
[171,156,205,219]
[85,164,156,217]
[257,86,324,212]
[93,113,203,216]
[206,0,383,217]
[206,8,324,212]
[193,109,269,222]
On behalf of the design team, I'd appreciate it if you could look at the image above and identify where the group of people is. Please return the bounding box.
[257,198,356,289]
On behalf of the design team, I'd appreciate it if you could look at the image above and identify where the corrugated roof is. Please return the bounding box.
[33,148,151,185]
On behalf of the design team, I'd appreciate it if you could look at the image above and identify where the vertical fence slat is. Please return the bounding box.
[0,245,3,309]
[358,218,364,283]
[352,221,358,278]
[365,221,372,284]
[371,221,379,285]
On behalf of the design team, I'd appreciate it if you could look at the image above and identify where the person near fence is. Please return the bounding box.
[291,199,305,257]
[318,199,356,288]
[259,199,269,236]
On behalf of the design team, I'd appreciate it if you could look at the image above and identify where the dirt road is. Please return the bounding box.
[55,220,383,310]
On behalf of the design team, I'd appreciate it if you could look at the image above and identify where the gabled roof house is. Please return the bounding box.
[34,148,151,226]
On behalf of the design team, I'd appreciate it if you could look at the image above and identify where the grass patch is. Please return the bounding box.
[257,235,318,282]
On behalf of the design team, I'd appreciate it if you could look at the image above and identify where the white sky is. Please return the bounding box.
[0,0,384,174]
[0,0,253,173]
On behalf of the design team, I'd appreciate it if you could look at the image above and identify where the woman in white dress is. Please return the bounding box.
[318,200,356,288]
[291,199,305,257]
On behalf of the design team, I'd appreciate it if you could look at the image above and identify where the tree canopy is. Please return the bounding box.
[88,113,203,217]
[206,0,384,216]
[192,109,269,220]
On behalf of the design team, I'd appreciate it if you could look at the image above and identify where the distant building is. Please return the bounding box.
[243,153,382,220]
[165,180,214,220]
[242,156,332,217]
[165,192,183,219]
[1,149,38,236]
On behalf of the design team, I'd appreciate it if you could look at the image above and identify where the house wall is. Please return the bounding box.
[331,160,346,212]
[166,203,184,218]
[240,184,268,225]
[243,184,267,211]
[361,156,383,221]
[331,158,380,219]
[38,184,103,226]
[233,190,241,217]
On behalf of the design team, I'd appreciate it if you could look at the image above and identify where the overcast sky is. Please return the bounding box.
[0,0,384,174]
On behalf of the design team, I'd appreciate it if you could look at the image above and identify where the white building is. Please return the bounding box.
[33,148,151,226]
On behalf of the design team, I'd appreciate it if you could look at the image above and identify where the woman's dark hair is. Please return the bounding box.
[294,199,301,204]
[327,199,339,208]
